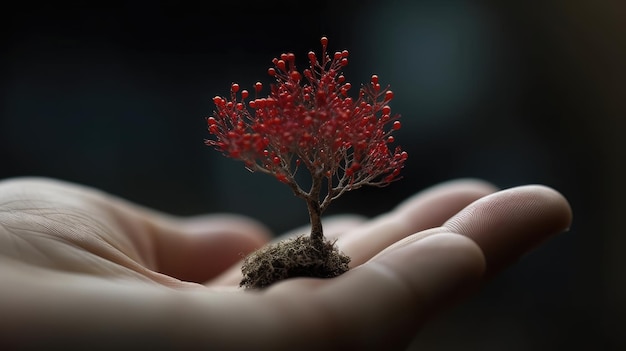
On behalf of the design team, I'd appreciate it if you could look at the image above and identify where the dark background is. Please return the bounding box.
[2,0,624,349]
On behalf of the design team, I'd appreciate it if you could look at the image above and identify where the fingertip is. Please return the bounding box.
[443,184,573,274]
[525,184,573,231]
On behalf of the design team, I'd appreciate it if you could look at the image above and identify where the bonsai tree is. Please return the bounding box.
[206,37,407,289]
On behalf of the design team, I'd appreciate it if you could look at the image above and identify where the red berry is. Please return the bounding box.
[290,71,301,81]
[277,60,286,71]
[385,90,394,101]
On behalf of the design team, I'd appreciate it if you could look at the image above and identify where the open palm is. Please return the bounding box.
[0,177,571,350]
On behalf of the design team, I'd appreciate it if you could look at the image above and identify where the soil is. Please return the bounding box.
[239,235,351,289]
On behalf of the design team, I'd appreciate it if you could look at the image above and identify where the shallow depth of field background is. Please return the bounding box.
[2,1,624,350]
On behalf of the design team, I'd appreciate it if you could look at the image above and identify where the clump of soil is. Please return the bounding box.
[240,235,351,289]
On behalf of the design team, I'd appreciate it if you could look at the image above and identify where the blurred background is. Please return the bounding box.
[2,0,624,349]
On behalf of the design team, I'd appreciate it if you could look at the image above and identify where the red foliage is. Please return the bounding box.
[206,37,407,208]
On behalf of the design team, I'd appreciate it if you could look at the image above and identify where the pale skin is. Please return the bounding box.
[0,177,572,350]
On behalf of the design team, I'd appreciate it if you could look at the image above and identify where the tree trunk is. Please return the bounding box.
[307,198,324,247]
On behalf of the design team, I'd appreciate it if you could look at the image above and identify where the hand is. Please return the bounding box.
[0,177,571,350]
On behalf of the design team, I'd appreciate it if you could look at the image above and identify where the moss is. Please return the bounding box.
[240,235,351,289]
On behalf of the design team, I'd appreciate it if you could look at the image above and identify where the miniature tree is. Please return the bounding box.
[206,37,407,289]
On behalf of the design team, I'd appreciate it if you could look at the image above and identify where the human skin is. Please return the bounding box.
[0,177,571,350]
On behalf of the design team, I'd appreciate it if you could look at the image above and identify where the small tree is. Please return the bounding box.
[206,37,407,288]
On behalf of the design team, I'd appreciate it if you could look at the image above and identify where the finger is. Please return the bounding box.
[266,233,485,350]
[370,184,573,269]
[336,178,497,267]
[443,184,573,276]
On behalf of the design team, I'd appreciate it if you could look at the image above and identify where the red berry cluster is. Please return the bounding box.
[206,37,407,201]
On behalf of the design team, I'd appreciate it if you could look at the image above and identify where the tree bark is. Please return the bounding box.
[307,198,324,247]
